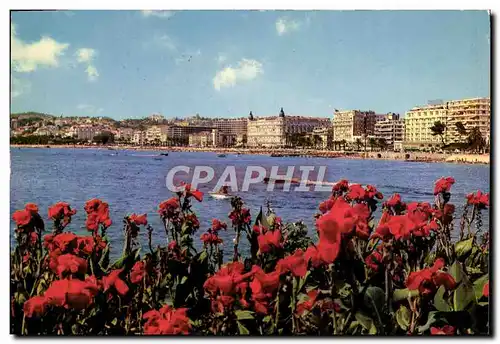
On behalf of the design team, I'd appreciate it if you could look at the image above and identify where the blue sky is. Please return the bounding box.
[10,10,490,119]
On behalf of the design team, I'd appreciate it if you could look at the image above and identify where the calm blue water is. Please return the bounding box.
[10,148,490,260]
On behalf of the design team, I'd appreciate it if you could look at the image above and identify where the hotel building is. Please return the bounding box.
[332,110,384,143]
[404,97,490,149]
[374,113,405,148]
[247,108,332,148]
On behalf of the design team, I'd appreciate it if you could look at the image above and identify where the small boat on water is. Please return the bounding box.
[218,154,227,158]
[263,177,301,185]
[153,157,163,161]
[209,192,233,200]
[160,153,169,156]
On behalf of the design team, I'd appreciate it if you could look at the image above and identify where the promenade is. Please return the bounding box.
[10,144,490,165]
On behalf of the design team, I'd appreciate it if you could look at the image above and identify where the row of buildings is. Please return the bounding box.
[11,97,490,151]
[330,97,490,150]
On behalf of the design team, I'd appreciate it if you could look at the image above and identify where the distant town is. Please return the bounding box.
[10,96,490,153]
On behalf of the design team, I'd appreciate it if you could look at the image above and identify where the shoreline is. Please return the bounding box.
[10,144,490,165]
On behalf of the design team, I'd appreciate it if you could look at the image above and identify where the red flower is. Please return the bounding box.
[483,281,489,297]
[48,202,77,220]
[85,200,112,232]
[25,203,39,214]
[143,305,191,335]
[376,214,420,241]
[332,179,349,193]
[430,325,455,335]
[158,197,180,217]
[130,261,147,284]
[44,279,99,310]
[365,250,383,272]
[168,240,179,251]
[384,193,405,209]
[129,213,148,226]
[84,199,101,214]
[12,209,31,227]
[52,253,87,278]
[203,262,253,297]
[103,269,129,296]
[297,290,318,315]
[23,295,46,318]
[184,184,204,202]
[50,232,78,253]
[276,249,308,277]
[466,190,489,208]
[366,185,383,199]
[29,232,38,245]
[257,229,282,253]
[406,258,456,296]
[76,235,106,256]
[346,184,366,200]
[211,219,227,231]
[433,177,455,195]
[304,245,324,268]
[319,198,335,214]
[201,232,223,245]
[212,295,235,313]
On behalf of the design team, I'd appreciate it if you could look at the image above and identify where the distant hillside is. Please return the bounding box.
[11,112,56,120]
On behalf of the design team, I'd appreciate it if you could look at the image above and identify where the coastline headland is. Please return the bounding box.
[10,144,490,165]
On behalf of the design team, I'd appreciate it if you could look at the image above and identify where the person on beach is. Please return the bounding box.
[218,186,229,195]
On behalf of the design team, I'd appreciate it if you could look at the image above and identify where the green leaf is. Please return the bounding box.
[254,206,269,229]
[449,261,464,284]
[198,250,208,263]
[262,315,272,323]
[453,281,474,311]
[98,244,110,271]
[473,274,489,301]
[433,286,453,312]
[393,288,419,302]
[234,310,255,320]
[180,276,188,285]
[110,254,127,270]
[355,312,374,331]
[417,311,439,333]
[368,323,377,335]
[111,318,118,326]
[455,238,474,261]
[237,321,250,335]
[364,286,385,313]
[297,271,310,292]
[395,305,411,331]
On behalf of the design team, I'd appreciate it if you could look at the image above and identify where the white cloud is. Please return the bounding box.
[11,78,31,98]
[216,53,227,64]
[75,48,96,63]
[153,34,177,51]
[141,10,175,19]
[213,58,263,91]
[11,23,70,73]
[85,65,99,82]
[75,48,99,81]
[77,104,103,114]
[175,49,201,65]
[275,17,301,36]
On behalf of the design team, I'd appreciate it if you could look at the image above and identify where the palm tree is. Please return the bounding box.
[369,138,377,151]
[355,138,362,151]
[377,138,388,151]
[467,127,486,153]
[430,121,447,148]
